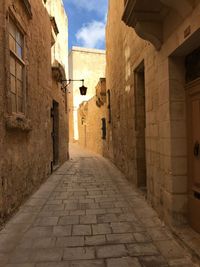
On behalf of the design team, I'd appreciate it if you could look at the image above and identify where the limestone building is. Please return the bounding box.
[68,47,106,142]
[78,78,113,158]
[106,0,200,234]
[0,0,68,222]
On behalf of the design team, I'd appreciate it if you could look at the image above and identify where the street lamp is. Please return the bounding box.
[61,79,87,95]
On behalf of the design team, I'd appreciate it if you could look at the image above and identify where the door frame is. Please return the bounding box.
[186,77,200,232]
[51,100,59,172]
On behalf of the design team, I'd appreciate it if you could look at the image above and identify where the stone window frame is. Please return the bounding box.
[8,16,26,115]
[5,11,32,132]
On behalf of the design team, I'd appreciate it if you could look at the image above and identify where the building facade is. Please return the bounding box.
[0,0,68,223]
[78,78,113,158]
[106,0,200,233]
[68,47,106,142]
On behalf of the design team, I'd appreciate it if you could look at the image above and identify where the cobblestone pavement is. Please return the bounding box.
[0,144,199,267]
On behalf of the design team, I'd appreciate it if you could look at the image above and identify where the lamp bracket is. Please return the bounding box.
[61,79,85,92]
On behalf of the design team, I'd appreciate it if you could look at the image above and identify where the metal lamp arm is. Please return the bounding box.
[61,79,85,92]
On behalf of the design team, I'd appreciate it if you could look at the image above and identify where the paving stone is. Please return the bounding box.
[99,202,114,208]
[42,205,65,211]
[32,237,56,248]
[139,255,168,267]
[31,248,63,262]
[34,217,59,226]
[80,199,95,204]
[55,192,72,200]
[85,235,106,246]
[79,203,89,210]
[0,234,22,253]
[119,213,138,222]
[80,215,97,224]
[92,224,112,235]
[70,260,105,267]
[52,210,70,216]
[1,224,31,235]
[114,201,128,208]
[88,190,102,195]
[8,249,32,263]
[106,208,122,214]
[64,203,78,210]
[70,210,85,216]
[95,197,116,203]
[96,244,128,258]
[111,222,133,233]
[106,233,134,244]
[53,225,72,236]
[36,262,68,267]
[106,257,142,267]
[38,211,53,217]
[58,215,79,225]
[56,236,84,247]
[63,247,95,260]
[9,213,37,225]
[127,243,160,256]
[23,226,53,238]
[73,191,88,196]
[5,264,35,267]
[97,214,119,223]
[133,232,152,242]
[17,238,33,249]
[86,209,106,215]
[72,225,92,235]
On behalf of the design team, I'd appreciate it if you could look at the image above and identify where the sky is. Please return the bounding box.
[63,0,108,51]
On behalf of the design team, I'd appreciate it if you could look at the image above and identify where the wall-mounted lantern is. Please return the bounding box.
[61,79,87,95]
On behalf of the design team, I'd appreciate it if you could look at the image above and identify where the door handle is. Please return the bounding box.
[194,141,200,157]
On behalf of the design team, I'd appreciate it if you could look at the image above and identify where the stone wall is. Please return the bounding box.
[78,79,112,158]
[45,0,68,73]
[0,0,68,222]
[78,98,107,156]
[106,0,200,227]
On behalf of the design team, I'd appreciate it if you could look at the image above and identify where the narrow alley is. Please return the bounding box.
[0,145,197,267]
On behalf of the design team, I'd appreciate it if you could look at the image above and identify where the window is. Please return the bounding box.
[9,18,25,114]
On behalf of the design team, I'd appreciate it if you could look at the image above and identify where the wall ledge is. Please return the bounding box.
[5,114,32,132]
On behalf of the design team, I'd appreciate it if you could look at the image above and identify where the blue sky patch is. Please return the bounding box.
[63,0,108,50]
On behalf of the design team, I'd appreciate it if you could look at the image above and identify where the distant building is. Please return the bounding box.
[68,47,106,142]
[78,78,113,158]
[0,0,69,222]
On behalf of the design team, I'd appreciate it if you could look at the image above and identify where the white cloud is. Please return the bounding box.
[76,20,105,49]
[64,0,107,16]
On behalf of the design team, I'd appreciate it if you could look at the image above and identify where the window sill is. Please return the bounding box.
[5,114,32,132]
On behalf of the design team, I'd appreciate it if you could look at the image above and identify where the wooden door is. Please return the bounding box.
[187,79,200,233]
[51,100,59,170]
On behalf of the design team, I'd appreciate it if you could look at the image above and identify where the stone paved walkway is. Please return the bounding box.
[0,144,199,267]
